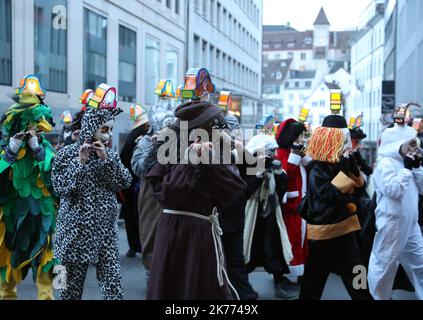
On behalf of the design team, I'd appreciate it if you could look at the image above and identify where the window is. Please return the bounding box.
[217,3,221,29]
[294,81,299,88]
[175,0,180,14]
[319,100,325,107]
[145,37,160,105]
[203,0,208,18]
[118,25,136,102]
[34,0,67,93]
[84,9,107,91]
[193,35,200,67]
[312,101,318,107]
[0,0,12,85]
[166,0,171,9]
[301,53,306,60]
[166,46,178,86]
[285,81,289,88]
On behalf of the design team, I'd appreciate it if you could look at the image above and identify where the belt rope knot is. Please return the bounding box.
[163,207,239,300]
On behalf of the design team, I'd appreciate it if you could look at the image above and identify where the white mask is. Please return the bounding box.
[94,120,114,143]
[342,128,352,152]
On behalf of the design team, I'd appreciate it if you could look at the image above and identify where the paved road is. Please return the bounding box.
[12,224,416,300]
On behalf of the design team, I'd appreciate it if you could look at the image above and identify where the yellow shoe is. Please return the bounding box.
[36,272,54,300]
[0,279,18,300]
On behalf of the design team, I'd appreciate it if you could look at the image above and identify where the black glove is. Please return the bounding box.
[404,155,420,170]
[340,155,351,176]
[348,155,361,177]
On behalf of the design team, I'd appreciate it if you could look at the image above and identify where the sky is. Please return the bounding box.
[263,0,371,31]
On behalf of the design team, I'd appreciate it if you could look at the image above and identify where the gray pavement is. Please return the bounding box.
[12,224,416,300]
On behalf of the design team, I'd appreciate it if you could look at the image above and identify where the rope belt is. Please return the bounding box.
[163,207,239,300]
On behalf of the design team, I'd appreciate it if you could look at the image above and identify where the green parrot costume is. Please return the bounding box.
[0,75,57,300]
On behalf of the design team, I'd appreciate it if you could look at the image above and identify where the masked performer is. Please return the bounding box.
[119,104,150,258]
[131,82,176,279]
[300,115,373,300]
[244,117,295,300]
[145,68,246,300]
[0,75,57,300]
[368,105,423,300]
[275,118,309,285]
[51,84,132,300]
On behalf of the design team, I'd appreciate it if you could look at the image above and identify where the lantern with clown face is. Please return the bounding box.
[181,68,215,101]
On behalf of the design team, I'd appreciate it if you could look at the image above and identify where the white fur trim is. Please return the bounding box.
[288,153,302,166]
[301,155,312,166]
[286,191,300,199]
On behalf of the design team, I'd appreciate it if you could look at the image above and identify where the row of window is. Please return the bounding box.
[193,35,259,94]
[157,0,181,15]
[264,51,308,61]
[194,0,260,59]
[0,0,180,105]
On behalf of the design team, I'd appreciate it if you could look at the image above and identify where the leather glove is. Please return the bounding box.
[348,155,361,177]
[340,155,351,176]
[404,154,420,170]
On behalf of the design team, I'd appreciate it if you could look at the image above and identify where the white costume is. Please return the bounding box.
[369,124,423,300]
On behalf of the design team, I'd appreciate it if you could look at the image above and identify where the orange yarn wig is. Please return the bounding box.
[307,127,345,163]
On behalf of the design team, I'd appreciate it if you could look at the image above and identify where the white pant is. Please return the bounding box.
[368,223,423,300]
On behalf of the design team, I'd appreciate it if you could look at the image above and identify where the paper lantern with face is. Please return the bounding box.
[15,74,46,101]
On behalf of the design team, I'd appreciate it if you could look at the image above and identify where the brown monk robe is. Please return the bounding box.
[145,162,246,300]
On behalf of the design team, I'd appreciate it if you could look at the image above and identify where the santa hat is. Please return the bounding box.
[276,118,306,149]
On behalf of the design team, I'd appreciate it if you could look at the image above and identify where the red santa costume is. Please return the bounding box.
[276,119,309,277]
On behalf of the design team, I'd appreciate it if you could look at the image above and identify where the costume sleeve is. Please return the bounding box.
[375,158,412,200]
[412,166,423,195]
[131,136,153,178]
[51,150,89,196]
[95,150,132,192]
[201,164,247,208]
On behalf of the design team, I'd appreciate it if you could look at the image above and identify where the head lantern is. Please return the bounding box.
[218,91,233,114]
[130,104,150,129]
[155,80,175,98]
[87,84,118,110]
[181,68,216,101]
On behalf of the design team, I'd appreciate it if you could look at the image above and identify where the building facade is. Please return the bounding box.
[262,7,353,122]
[0,0,186,150]
[395,0,423,106]
[186,0,264,127]
[347,0,385,143]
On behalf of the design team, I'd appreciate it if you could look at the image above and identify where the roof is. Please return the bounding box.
[314,7,330,25]
[262,59,293,84]
[263,30,314,51]
[325,82,341,90]
[263,25,297,33]
[263,29,353,52]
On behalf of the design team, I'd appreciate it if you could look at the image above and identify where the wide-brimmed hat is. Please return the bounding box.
[350,128,367,140]
[174,101,223,129]
[322,115,348,129]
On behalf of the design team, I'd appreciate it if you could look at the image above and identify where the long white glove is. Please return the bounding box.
[9,137,23,154]
[28,136,40,151]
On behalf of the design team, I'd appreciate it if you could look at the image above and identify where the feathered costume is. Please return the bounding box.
[0,75,57,300]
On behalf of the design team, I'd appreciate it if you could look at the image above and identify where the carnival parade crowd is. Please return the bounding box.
[1,69,423,301]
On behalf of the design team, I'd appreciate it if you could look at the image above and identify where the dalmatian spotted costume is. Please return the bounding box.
[51,108,132,300]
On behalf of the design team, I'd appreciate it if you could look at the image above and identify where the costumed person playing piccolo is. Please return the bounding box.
[0,75,57,300]
[244,115,296,300]
[145,68,246,300]
[51,84,132,300]
[300,114,373,300]
[368,103,423,300]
